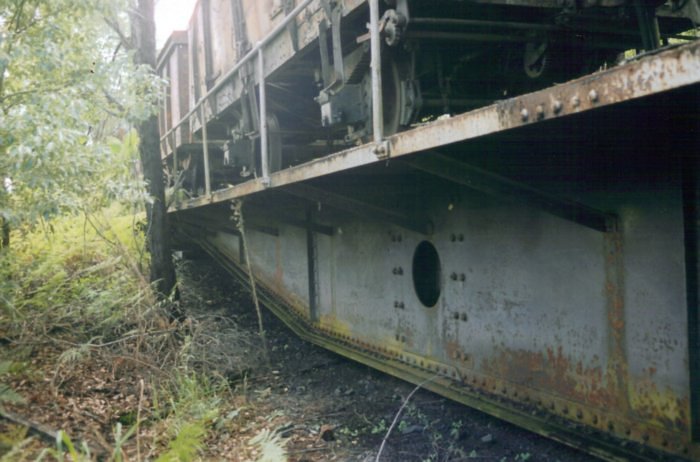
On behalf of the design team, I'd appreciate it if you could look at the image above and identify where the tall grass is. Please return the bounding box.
[0,205,158,346]
[0,206,266,460]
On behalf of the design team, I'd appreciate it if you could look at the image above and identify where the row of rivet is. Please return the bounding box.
[450,272,466,282]
[520,89,600,123]
[452,312,468,322]
[303,299,687,456]
[358,334,683,455]
[449,233,464,242]
[390,233,403,243]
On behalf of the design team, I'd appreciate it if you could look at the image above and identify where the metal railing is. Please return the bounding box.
[160,0,385,198]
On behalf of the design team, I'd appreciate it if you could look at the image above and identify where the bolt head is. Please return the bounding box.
[373,142,388,158]
[536,104,545,119]
[588,89,599,103]
[552,100,563,114]
[520,108,529,122]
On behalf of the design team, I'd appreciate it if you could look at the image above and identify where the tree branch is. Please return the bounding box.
[0,81,75,107]
[104,16,133,50]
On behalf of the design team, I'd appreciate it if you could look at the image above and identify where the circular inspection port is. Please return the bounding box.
[412,241,442,307]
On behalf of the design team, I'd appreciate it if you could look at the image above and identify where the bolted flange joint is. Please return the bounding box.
[373,140,390,159]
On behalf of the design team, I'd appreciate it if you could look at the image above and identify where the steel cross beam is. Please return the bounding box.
[407,153,614,232]
[246,208,335,236]
[281,183,433,235]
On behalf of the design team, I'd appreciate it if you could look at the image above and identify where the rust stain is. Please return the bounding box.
[604,223,631,417]
[318,314,353,338]
[444,340,474,369]
[481,346,620,409]
[630,372,689,432]
[481,346,689,435]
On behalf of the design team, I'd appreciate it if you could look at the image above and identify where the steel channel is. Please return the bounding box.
[408,17,693,41]
[306,207,319,323]
[370,0,383,144]
[258,47,270,186]
[405,30,528,43]
[172,131,178,184]
[410,17,559,31]
[200,104,211,196]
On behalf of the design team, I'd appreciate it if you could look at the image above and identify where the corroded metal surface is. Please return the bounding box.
[180,180,696,460]
[157,31,190,155]
[171,40,700,212]
[178,171,696,459]
[171,66,700,459]
[163,5,700,459]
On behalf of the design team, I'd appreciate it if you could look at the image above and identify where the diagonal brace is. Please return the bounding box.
[408,153,615,233]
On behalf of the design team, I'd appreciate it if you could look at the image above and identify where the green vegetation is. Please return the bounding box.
[0,0,160,227]
[0,1,224,459]
[0,206,151,342]
[0,205,267,460]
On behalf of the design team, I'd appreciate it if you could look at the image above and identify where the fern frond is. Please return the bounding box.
[250,428,288,462]
[155,421,206,462]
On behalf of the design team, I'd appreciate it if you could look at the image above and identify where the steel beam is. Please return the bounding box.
[178,210,280,237]
[258,47,270,186]
[193,237,680,462]
[170,41,700,213]
[306,207,320,323]
[684,145,700,443]
[250,210,334,236]
[200,104,212,196]
[407,153,614,232]
[369,0,383,145]
[282,183,432,235]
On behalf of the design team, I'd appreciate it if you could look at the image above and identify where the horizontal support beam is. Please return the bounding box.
[408,153,614,232]
[246,207,335,236]
[177,212,280,237]
[169,41,700,213]
[282,183,433,235]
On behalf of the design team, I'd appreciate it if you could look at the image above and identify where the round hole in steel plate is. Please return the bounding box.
[412,241,442,307]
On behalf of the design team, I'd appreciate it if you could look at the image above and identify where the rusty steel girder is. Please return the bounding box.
[169,40,700,461]
[158,0,700,457]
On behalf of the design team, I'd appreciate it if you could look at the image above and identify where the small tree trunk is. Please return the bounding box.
[132,0,176,299]
[1,218,9,249]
